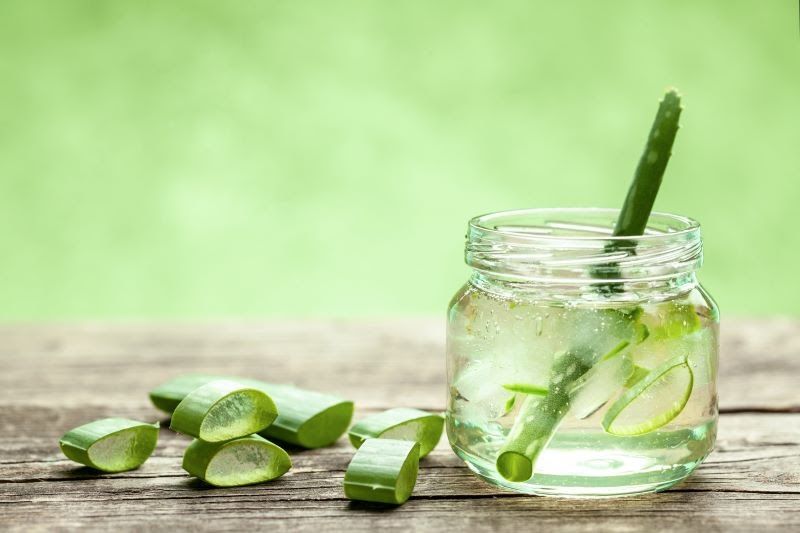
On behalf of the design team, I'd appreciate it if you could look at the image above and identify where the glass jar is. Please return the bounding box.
[446,208,719,497]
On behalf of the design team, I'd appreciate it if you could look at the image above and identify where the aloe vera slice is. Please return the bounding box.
[182,434,291,487]
[343,438,420,505]
[348,408,443,458]
[59,418,159,472]
[501,383,548,396]
[602,354,693,436]
[150,374,354,449]
[255,383,354,448]
[170,380,277,442]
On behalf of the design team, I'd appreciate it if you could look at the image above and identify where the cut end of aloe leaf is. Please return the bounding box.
[344,438,420,505]
[496,451,532,482]
[602,354,693,436]
[170,380,278,442]
[59,418,159,473]
[182,434,291,487]
[348,408,444,458]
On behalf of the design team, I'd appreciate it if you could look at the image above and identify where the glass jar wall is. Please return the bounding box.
[446,208,719,497]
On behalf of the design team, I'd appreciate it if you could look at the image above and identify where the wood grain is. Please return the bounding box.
[0,318,798,532]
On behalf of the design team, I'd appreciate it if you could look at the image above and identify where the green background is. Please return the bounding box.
[1,1,798,319]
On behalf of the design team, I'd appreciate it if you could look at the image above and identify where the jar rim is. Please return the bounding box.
[469,207,700,243]
[465,207,703,289]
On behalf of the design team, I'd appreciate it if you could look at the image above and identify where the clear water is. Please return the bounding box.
[446,282,719,497]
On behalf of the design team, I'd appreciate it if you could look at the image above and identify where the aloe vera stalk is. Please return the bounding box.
[348,408,444,458]
[59,418,159,472]
[150,374,354,448]
[170,380,277,442]
[182,434,291,487]
[343,438,420,505]
[496,89,683,482]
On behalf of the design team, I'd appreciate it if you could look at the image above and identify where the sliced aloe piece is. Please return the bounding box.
[568,354,634,420]
[343,438,420,505]
[348,408,443,458]
[255,383,354,448]
[603,354,693,436]
[182,434,291,487]
[170,380,277,442]
[502,383,548,396]
[150,375,353,448]
[59,418,159,473]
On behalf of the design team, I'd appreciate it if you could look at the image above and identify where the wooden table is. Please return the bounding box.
[1,318,799,531]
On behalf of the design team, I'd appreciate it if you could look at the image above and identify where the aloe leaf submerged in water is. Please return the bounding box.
[496,89,684,482]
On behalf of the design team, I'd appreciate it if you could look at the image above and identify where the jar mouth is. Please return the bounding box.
[466,208,702,285]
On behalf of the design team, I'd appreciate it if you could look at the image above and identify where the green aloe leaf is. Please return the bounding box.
[344,438,420,505]
[348,408,444,457]
[170,379,277,442]
[59,418,159,473]
[182,434,291,487]
[150,374,354,449]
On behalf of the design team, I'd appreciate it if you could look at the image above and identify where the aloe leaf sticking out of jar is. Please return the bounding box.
[496,89,683,483]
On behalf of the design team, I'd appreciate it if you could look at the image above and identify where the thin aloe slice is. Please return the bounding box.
[150,374,353,448]
[343,438,420,505]
[568,354,634,419]
[348,408,443,458]
[59,418,159,473]
[182,434,291,487]
[602,354,694,436]
[170,380,277,442]
[502,383,548,396]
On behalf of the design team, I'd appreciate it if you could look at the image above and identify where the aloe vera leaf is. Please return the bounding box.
[495,90,682,482]
[501,383,549,396]
[625,364,651,388]
[254,383,354,448]
[182,434,291,487]
[170,380,277,442]
[496,350,591,482]
[343,438,420,505]
[150,374,354,448]
[59,418,159,473]
[348,408,444,458]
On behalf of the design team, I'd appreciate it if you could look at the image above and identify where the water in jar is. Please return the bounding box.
[446,281,719,497]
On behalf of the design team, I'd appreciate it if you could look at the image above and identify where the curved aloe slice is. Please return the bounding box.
[150,375,353,448]
[183,434,291,487]
[170,380,277,442]
[348,408,443,457]
[344,438,419,505]
[602,354,693,436]
[59,418,159,473]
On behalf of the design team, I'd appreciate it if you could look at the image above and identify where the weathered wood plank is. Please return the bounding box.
[0,319,798,532]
